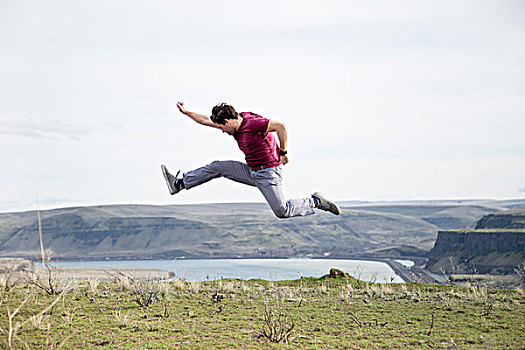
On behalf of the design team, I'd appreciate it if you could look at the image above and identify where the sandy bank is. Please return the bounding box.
[35,267,174,281]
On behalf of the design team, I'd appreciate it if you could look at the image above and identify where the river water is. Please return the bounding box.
[47,258,406,283]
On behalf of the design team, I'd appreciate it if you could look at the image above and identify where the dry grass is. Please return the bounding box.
[113,309,133,328]
[0,274,524,349]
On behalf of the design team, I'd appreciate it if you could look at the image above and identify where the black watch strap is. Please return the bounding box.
[279,149,288,156]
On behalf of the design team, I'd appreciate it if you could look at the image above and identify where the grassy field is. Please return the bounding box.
[1,271,524,349]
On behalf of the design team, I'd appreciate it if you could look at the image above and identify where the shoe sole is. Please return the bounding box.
[313,191,341,215]
[161,164,177,195]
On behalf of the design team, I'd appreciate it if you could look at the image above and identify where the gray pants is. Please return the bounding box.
[183,160,316,218]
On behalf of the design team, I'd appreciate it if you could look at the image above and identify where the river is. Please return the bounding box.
[44,258,408,283]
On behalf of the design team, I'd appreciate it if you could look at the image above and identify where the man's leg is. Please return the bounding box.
[251,166,316,218]
[182,160,256,189]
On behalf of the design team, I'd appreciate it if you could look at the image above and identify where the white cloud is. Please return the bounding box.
[0,114,122,140]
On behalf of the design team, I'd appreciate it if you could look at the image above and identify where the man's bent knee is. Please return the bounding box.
[273,207,290,219]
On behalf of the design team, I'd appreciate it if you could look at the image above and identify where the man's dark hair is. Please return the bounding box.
[210,103,238,125]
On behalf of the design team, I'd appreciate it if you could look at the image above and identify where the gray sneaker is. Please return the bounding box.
[313,192,341,215]
[161,165,183,195]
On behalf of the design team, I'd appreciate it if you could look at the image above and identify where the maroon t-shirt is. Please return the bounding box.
[234,112,281,168]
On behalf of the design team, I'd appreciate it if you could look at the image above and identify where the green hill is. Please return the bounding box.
[0,201,511,260]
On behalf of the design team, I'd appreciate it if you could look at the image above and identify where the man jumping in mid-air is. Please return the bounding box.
[161,102,340,218]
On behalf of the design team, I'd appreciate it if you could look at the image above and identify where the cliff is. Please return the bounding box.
[426,212,525,275]
[474,212,525,229]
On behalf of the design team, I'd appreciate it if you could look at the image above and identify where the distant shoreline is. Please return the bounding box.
[25,255,422,262]
[2,256,445,284]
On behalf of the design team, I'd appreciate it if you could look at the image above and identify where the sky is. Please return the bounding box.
[0,0,524,213]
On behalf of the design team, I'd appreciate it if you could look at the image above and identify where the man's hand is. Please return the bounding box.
[177,102,188,115]
[176,101,218,128]
[280,154,289,165]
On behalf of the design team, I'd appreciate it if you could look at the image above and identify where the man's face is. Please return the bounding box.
[220,119,236,135]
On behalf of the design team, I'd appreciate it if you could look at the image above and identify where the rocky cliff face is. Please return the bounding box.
[475,212,525,229]
[426,212,525,275]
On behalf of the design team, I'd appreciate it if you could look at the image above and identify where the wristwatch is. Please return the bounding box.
[279,149,288,156]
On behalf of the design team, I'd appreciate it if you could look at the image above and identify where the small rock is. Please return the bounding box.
[211,292,225,303]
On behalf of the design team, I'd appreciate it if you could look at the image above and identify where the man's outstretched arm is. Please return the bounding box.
[177,102,219,128]
[267,120,289,165]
